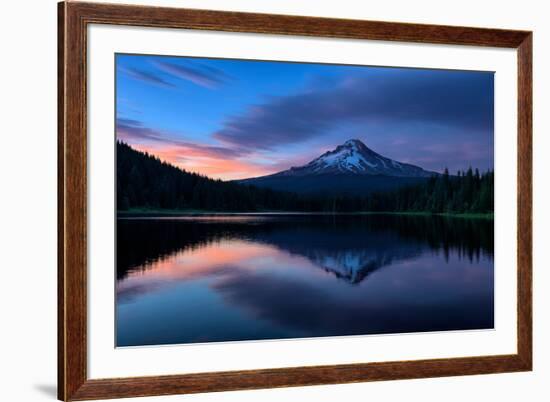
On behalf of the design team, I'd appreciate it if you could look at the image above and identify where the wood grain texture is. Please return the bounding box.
[57,3,65,400]
[516,33,533,370]
[69,355,529,401]
[59,1,88,400]
[65,1,529,47]
[58,1,533,400]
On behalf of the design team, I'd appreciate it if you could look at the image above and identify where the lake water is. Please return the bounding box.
[116,214,494,347]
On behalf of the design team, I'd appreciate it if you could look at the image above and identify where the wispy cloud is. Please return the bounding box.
[214,69,494,151]
[152,60,231,89]
[119,66,175,89]
[116,118,270,179]
[116,118,244,158]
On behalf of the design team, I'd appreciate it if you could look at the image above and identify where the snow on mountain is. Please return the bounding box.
[304,246,423,284]
[273,139,435,178]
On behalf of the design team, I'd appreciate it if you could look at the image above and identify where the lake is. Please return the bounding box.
[116,214,494,347]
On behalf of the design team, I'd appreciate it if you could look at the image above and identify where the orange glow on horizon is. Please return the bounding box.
[130,143,274,181]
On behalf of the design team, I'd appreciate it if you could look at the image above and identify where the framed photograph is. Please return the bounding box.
[58,1,532,400]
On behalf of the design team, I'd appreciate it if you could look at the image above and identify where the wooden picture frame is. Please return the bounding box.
[58,1,532,400]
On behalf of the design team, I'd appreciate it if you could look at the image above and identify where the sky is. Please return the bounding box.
[116,54,494,181]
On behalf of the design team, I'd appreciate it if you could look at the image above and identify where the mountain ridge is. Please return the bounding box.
[237,139,437,195]
[257,139,437,179]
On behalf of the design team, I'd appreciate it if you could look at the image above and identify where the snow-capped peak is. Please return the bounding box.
[343,138,363,147]
[275,139,435,178]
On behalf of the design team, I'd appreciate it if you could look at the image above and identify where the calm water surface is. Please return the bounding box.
[116,214,494,347]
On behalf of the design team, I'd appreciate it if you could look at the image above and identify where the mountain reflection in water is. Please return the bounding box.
[116,214,494,347]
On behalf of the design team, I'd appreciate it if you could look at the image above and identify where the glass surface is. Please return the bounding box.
[115,54,494,347]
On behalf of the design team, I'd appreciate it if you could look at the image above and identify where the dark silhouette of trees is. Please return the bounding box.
[118,214,493,281]
[363,167,493,214]
[117,141,304,212]
[117,141,493,214]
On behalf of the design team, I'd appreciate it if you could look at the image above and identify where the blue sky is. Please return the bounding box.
[116,53,494,180]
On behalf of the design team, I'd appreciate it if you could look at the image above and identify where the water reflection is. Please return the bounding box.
[116,214,494,346]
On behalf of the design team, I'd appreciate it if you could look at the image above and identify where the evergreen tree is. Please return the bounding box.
[117,141,494,214]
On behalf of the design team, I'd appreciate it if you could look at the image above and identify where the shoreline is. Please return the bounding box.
[117,209,493,220]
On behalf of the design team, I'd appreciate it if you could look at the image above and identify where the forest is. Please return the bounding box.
[117,141,493,214]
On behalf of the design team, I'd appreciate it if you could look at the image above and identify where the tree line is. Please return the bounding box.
[117,141,493,214]
[117,141,310,212]
[118,214,493,280]
[363,168,493,213]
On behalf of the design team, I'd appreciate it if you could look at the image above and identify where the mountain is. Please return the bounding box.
[117,141,492,214]
[274,139,435,178]
[238,139,437,196]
